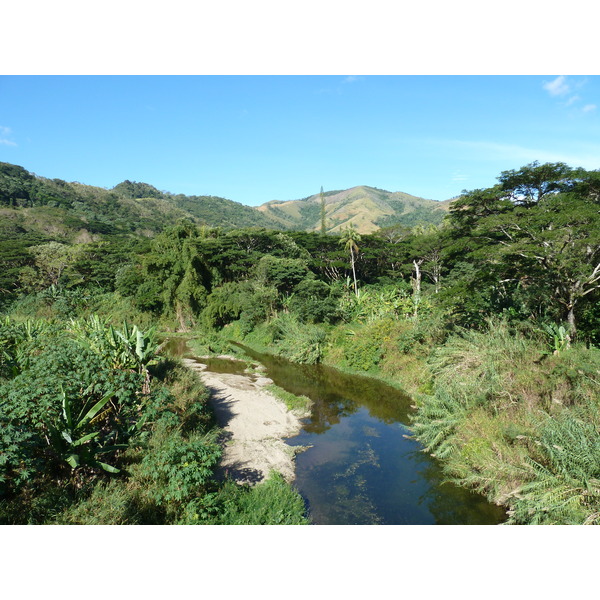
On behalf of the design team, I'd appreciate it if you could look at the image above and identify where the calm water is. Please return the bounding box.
[163,338,506,525]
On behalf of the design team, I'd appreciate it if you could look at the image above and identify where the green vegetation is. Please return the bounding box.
[258,185,449,234]
[266,383,313,415]
[2,160,599,524]
[0,316,308,524]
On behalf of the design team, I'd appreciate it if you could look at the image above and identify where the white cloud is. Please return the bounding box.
[543,75,570,96]
[582,104,597,113]
[0,125,16,146]
[432,139,600,170]
[565,95,580,106]
[343,76,360,83]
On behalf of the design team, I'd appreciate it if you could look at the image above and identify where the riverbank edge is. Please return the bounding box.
[225,336,514,516]
[176,353,311,487]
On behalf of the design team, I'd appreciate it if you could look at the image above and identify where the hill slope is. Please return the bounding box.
[1,163,452,243]
[257,186,451,234]
[0,162,282,243]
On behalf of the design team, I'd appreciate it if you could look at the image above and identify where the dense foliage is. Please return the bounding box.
[2,160,599,525]
[0,317,307,524]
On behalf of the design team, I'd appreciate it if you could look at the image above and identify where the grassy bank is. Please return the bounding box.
[199,311,600,525]
[411,321,600,524]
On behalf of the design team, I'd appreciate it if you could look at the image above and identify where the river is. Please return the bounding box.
[165,337,506,525]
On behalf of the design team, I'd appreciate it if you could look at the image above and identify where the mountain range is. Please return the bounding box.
[0,162,452,242]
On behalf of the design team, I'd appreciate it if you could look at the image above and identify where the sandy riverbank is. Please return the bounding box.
[181,357,307,485]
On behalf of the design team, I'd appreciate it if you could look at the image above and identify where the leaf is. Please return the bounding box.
[66,453,80,469]
[76,392,114,430]
[61,387,72,429]
[72,431,100,447]
[96,461,120,474]
[135,327,145,361]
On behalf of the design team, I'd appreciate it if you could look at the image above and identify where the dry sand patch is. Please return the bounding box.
[181,357,305,485]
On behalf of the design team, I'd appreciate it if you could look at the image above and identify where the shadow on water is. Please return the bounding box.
[232,342,413,433]
[233,342,507,525]
[164,337,507,525]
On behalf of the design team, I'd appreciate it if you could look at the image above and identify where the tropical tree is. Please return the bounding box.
[444,162,600,337]
[339,225,361,297]
[479,192,600,336]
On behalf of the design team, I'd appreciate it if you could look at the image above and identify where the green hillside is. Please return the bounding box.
[112,178,283,230]
[0,163,283,238]
[257,185,451,234]
[0,162,283,301]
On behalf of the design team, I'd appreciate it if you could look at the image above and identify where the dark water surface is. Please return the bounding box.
[163,338,506,525]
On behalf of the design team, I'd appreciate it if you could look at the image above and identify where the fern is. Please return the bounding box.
[508,413,600,524]
[410,388,467,458]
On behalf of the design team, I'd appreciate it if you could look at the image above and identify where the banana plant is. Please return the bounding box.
[108,322,159,372]
[49,388,125,473]
[540,323,570,354]
[70,315,159,373]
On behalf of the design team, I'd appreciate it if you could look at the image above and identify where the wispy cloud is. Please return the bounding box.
[543,75,570,97]
[451,171,468,182]
[430,139,600,170]
[0,125,16,146]
[343,76,360,84]
[542,77,596,114]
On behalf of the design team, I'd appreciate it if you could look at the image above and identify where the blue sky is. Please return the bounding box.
[1,75,599,205]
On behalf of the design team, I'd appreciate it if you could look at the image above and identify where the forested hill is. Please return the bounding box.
[1,163,453,242]
[257,185,451,234]
[0,162,283,240]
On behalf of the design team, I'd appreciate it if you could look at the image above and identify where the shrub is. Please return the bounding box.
[134,423,221,510]
[289,279,340,324]
[267,314,327,364]
[253,255,309,295]
[508,412,600,524]
[202,472,309,525]
[201,281,276,330]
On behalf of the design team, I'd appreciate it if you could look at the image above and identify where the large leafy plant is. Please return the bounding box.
[48,388,125,473]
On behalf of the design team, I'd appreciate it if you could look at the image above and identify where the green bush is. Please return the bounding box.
[253,255,309,295]
[135,422,221,509]
[202,472,309,525]
[201,281,276,331]
[289,279,340,324]
[265,314,327,364]
[410,318,600,523]
[508,412,600,524]
[0,318,162,523]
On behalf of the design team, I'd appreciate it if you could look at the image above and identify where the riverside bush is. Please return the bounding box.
[267,314,327,364]
[1,315,310,524]
[289,279,340,324]
[507,412,600,524]
[202,472,309,525]
[411,318,600,524]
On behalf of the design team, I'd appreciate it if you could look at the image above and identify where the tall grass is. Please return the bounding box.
[410,318,600,524]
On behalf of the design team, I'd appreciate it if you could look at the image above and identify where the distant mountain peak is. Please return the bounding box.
[256,185,450,234]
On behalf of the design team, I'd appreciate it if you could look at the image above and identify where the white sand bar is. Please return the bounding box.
[181,358,306,485]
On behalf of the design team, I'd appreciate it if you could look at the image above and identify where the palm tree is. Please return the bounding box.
[339,225,361,297]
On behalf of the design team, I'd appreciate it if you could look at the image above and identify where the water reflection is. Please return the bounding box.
[234,343,506,525]
[166,339,506,525]
[233,342,412,432]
